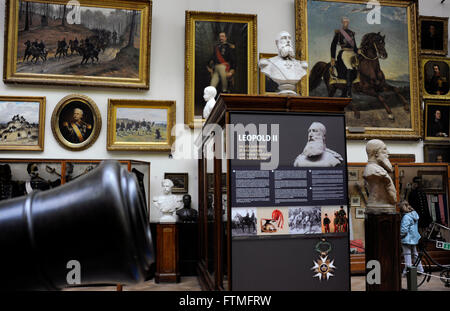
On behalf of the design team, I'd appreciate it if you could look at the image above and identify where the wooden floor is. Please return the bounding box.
[64,274,449,291]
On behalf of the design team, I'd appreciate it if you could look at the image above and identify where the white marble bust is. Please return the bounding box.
[259,31,308,95]
[202,86,217,120]
[153,179,182,223]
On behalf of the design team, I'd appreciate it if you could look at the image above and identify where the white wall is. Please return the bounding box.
[0,0,448,221]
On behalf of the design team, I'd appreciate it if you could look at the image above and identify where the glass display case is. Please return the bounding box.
[347,162,450,274]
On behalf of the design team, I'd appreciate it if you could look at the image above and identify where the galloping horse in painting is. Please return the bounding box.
[309,32,409,120]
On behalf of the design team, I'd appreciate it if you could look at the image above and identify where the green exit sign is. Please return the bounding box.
[436,241,450,250]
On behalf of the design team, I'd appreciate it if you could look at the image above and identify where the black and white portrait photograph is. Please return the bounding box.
[293,121,344,167]
[425,102,449,141]
[288,207,321,234]
[231,208,257,236]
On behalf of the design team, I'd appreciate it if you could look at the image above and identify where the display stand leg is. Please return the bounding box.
[365,211,401,291]
[116,284,123,291]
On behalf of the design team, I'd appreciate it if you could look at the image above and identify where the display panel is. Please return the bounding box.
[229,112,350,290]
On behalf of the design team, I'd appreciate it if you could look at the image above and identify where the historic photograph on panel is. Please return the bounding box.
[296,0,421,139]
[231,208,257,237]
[51,94,101,151]
[418,171,446,193]
[321,206,348,233]
[424,144,450,163]
[257,207,289,235]
[425,101,449,141]
[107,100,175,151]
[419,16,448,56]
[0,97,45,151]
[421,57,450,99]
[288,207,321,234]
[185,11,257,127]
[4,0,152,89]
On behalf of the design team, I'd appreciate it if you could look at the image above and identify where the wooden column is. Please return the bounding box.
[155,223,180,283]
[365,212,401,291]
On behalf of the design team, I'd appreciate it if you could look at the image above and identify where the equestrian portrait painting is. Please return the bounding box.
[3,0,152,89]
[296,0,421,139]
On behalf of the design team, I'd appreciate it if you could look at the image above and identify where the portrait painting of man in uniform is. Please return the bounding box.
[185,11,257,128]
[295,0,421,140]
[51,94,101,151]
[421,57,450,100]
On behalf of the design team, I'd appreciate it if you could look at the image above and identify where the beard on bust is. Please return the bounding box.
[377,155,393,173]
[302,137,326,157]
[278,44,295,59]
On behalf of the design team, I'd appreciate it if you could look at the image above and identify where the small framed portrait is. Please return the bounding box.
[355,208,365,219]
[107,99,175,151]
[0,96,45,151]
[164,173,189,194]
[419,16,448,56]
[259,53,278,94]
[3,0,152,89]
[348,169,359,181]
[424,143,450,163]
[424,101,449,141]
[421,57,450,99]
[184,11,257,128]
[51,94,101,151]
[350,196,361,207]
[418,170,446,193]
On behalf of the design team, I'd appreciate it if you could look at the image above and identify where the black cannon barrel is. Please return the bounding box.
[0,160,154,290]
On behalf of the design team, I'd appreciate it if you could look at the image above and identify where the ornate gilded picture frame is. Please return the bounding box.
[107,99,175,152]
[419,16,448,56]
[424,100,449,142]
[184,11,257,128]
[295,0,421,140]
[3,0,152,89]
[421,57,450,100]
[0,96,45,151]
[259,53,278,94]
[51,94,101,151]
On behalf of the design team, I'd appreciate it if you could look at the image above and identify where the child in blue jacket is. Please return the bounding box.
[400,201,424,275]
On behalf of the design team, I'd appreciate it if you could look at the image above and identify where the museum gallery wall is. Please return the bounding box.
[0,0,450,286]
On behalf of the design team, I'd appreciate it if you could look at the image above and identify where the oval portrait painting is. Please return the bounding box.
[52,95,102,151]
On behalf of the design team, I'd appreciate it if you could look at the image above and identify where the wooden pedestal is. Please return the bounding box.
[155,223,180,283]
[365,212,401,291]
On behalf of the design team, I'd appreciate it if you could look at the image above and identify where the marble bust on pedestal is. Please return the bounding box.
[258,31,308,95]
[153,179,182,223]
[363,139,397,213]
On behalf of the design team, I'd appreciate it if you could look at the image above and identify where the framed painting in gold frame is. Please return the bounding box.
[258,53,278,94]
[421,57,450,100]
[184,11,257,128]
[419,16,448,56]
[3,0,152,89]
[107,99,175,152]
[51,94,101,151]
[424,100,449,142]
[295,0,421,140]
[0,96,45,151]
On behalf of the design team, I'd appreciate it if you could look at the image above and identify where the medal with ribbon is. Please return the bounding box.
[311,238,336,281]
